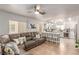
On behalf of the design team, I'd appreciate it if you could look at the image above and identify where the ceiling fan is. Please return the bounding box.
[34,5,46,15]
[27,5,46,15]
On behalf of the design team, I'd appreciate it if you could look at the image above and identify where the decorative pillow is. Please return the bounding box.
[4,47,14,55]
[19,37,24,44]
[23,36,27,42]
[36,34,40,38]
[5,42,20,55]
[19,37,26,45]
[13,39,19,45]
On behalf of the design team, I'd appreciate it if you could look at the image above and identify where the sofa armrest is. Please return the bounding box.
[0,43,2,54]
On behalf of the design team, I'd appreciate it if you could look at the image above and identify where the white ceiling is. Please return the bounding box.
[0,4,79,21]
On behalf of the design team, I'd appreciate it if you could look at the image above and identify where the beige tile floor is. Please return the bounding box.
[28,38,79,55]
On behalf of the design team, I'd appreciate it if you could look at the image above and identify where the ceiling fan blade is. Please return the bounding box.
[34,5,40,11]
[39,11,46,15]
[37,9,46,15]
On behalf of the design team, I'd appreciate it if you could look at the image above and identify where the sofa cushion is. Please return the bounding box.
[9,34,20,41]
[0,35,10,43]
[36,34,40,38]
[26,37,32,41]
[18,36,26,45]
[25,41,35,46]
[13,39,20,45]
[20,33,29,37]
[1,35,9,39]
[18,37,24,45]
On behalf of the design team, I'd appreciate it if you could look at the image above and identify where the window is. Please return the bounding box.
[9,20,18,33]
[9,20,27,34]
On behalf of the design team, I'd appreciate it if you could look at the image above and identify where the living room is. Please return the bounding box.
[0,4,79,55]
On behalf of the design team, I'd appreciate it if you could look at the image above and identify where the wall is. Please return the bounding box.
[18,22,27,33]
[0,10,44,34]
[26,18,42,32]
[64,17,77,39]
[0,11,27,34]
[77,18,79,40]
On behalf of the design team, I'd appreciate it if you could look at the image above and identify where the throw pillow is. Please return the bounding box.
[36,34,40,38]
[19,37,26,45]
[19,37,24,45]
[13,39,19,45]
[23,36,27,42]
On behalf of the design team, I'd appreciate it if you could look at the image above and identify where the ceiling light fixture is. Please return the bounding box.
[34,5,46,15]
[35,11,39,14]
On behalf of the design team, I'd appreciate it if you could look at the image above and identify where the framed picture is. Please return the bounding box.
[30,24,36,29]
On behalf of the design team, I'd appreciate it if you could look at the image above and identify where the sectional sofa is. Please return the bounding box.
[0,32,46,55]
